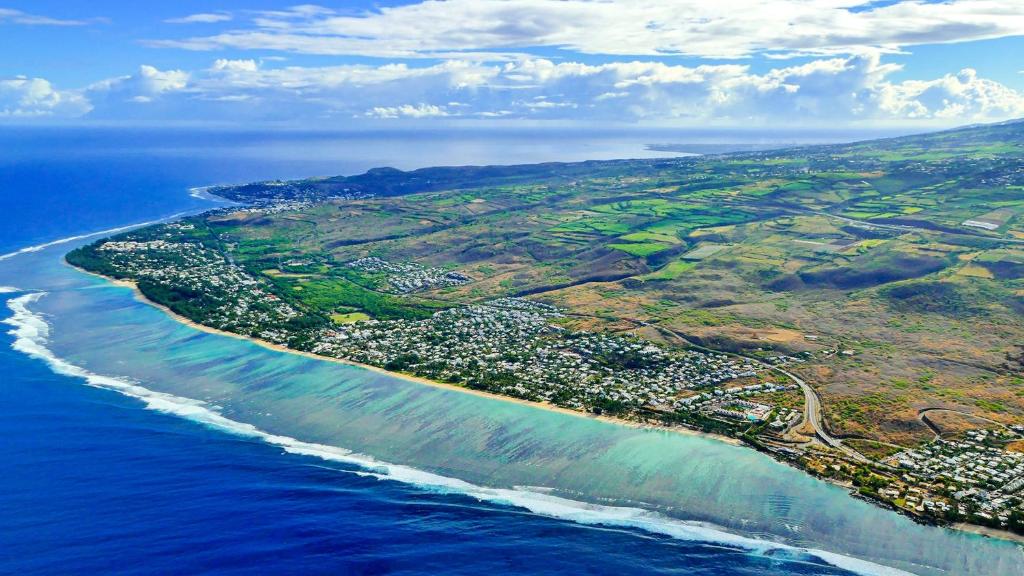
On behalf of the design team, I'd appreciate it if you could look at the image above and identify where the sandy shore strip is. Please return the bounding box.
[77,269,744,447]
[66,264,1024,546]
[952,523,1024,545]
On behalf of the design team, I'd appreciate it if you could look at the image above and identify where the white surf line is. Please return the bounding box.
[0,286,20,293]
[0,214,191,263]
[188,186,232,203]
[0,183,239,265]
[2,292,913,576]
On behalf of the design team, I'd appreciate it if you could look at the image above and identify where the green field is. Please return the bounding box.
[75,119,1024,449]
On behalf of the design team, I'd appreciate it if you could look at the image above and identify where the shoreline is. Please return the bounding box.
[952,523,1024,545]
[78,267,744,448]
[68,263,1024,546]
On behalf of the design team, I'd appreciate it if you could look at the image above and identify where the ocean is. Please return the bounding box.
[1,127,1020,575]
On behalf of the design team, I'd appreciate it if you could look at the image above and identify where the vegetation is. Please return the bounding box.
[72,119,1024,453]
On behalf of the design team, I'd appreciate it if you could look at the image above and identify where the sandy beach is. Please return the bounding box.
[953,523,1024,545]
[66,263,1024,548]
[85,270,745,448]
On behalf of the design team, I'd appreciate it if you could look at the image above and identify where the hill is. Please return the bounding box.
[69,119,1024,533]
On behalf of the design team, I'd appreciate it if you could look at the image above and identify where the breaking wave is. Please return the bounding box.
[188,186,230,203]
[0,217,187,263]
[3,292,912,576]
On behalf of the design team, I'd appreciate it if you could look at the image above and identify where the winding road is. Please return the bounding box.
[795,207,1024,245]
[620,318,872,462]
[316,267,872,461]
[917,407,1021,441]
[769,364,870,463]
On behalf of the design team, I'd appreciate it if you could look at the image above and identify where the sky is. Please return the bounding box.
[1,0,1023,128]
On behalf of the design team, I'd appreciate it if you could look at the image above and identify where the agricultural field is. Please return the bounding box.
[80,120,1024,449]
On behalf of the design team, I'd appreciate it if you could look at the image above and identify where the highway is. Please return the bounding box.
[796,207,1024,245]
[770,364,871,463]
[644,322,871,462]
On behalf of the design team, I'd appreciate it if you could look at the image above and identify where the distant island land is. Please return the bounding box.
[68,120,1024,540]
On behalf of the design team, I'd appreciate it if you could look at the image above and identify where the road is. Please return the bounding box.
[770,364,871,463]
[610,313,868,457]
[795,207,1024,245]
[917,407,1022,442]
[619,318,871,462]
[330,275,873,462]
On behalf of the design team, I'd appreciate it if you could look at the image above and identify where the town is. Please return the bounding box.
[67,213,1024,534]
[347,257,472,293]
[312,296,767,413]
[883,428,1024,528]
[84,223,309,345]
[77,228,782,418]
[64,118,1024,539]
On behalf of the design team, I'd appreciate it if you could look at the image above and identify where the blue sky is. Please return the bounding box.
[2,0,1023,127]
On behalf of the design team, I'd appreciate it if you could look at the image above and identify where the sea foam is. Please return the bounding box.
[188,186,225,202]
[0,215,190,263]
[3,292,912,576]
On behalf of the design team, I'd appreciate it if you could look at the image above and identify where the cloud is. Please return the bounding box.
[199,59,499,92]
[878,68,1024,120]
[165,12,232,24]
[146,0,1024,59]
[365,103,450,119]
[6,55,1023,126]
[211,59,259,72]
[0,8,97,26]
[85,65,190,109]
[0,76,91,117]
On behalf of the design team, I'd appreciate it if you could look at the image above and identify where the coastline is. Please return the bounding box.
[76,267,744,448]
[67,263,1024,547]
[953,523,1024,545]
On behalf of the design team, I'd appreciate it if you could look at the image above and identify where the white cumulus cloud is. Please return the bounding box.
[879,68,1024,120]
[87,65,190,103]
[365,103,451,119]
[211,59,260,73]
[0,76,91,118]
[80,66,191,118]
[5,55,1023,126]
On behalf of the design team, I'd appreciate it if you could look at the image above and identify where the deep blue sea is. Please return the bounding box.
[0,127,1017,576]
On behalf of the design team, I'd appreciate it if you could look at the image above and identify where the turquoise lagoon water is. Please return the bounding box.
[3,236,1021,575]
[1,128,1021,575]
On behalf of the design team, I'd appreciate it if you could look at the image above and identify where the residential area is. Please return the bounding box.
[65,119,1024,538]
